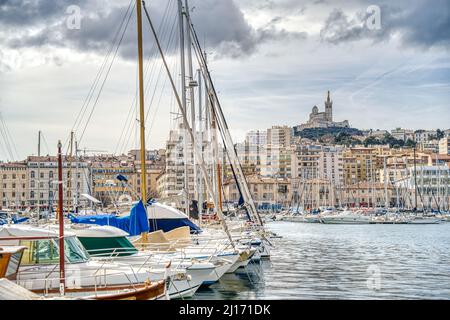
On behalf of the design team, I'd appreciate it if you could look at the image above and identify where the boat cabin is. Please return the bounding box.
[0,246,26,280]
[0,225,90,265]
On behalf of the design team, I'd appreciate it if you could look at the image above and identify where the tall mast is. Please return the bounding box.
[413,138,418,210]
[177,0,189,215]
[57,140,65,296]
[74,139,79,212]
[67,131,74,212]
[197,68,203,226]
[185,0,198,205]
[384,156,388,208]
[141,2,235,246]
[37,131,41,217]
[136,0,147,204]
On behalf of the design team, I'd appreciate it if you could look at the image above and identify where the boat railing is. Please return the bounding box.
[85,247,182,273]
[16,268,154,296]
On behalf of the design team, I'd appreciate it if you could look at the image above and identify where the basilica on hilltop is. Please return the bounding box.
[297,91,350,130]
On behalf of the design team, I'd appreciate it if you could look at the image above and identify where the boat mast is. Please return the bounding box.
[57,140,66,296]
[177,0,190,216]
[141,2,235,246]
[413,138,418,210]
[37,131,41,218]
[184,0,198,206]
[197,68,203,226]
[67,131,74,213]
[74,139,79,212]
[136,0,147,204]
[384,156,389,209]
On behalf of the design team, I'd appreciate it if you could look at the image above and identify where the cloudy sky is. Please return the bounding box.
[0,0,449,160]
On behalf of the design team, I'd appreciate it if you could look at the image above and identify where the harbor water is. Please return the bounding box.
[193,221,450,300]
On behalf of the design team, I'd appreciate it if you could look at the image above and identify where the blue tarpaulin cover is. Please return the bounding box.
[69,200,149,236]
[129,200,150,236]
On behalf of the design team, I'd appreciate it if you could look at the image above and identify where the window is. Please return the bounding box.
[30,171,35,178]
[20,237,89,265]
[30,191,35,199]
[20,240,59,265]
[49,171,54,179]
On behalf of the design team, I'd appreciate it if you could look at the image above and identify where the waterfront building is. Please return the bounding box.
[395,165,450,210]
[27,156,90,210]
[89,157,134,206]
[0,162,28,209]
[156,126,215,210]
[341,182,395,208]
[132,160,165,200]
[223,175,291,211]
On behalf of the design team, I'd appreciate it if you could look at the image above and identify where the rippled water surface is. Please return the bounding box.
[193,221,450,300]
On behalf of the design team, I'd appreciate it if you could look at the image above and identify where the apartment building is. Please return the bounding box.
[26,156,90,210]
[0,162,28,209]
[223,175,291,210]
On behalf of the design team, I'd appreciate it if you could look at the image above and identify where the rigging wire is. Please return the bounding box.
[114,0,175,154]
[145,26,179,143]
[65,0,135,151]
[77,2,136,146]
[40,132,51,155]
[0,112,18,161]
[117,1,178,154]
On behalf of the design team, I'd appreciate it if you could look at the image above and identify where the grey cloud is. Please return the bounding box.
[0,0,306,61]
[0,0,90,26]
[320,0,450,49]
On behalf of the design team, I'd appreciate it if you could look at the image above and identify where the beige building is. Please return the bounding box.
[89,158,135,206]
[260,144,293,178]
[27,156,90,210]
[157,127,216,209]
[291,144,343,186]
[223,175,291,210]
[267,125,292,147]
[0,162,28,209]
[439,137,450,155]
[341,182,395,208]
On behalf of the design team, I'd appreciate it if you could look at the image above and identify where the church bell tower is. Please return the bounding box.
[325,90,333,122]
